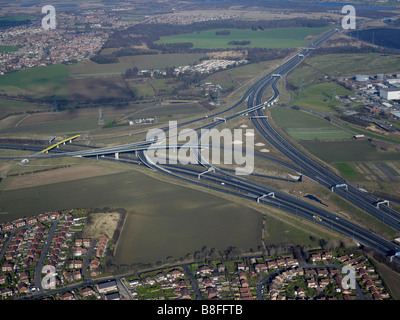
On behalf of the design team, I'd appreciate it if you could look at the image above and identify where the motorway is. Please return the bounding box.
[134,26,400,260]
[137,151,400,258]
[2,26,400,262]
[246,40,400,233]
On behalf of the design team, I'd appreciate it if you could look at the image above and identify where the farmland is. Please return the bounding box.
[69,53,205,78]
[156,27,331,49]
[0,53,206,102]
[0,15,37,22]
[0,168,263,264]
[271,106,333,129]
[0,159,348,265]
[0,99,208,137]
[67,76,131,101]
[0,98,45,116]
[334,161,400,197]
[1,115,117,136]
[301,140,400,163]
[0,64,68,99]
[286,127,353,140]
[3,165,123,190]
[270,106,353,140]
[335,163,359,179]
[130,101,206,119]
[294,53,400,80]
[289,82,353,113]
[270,106,400,196]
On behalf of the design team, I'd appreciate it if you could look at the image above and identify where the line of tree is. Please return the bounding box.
[151,42,194,54]
[362,246,400,275]
[339,115,369,128]
[104,238,345,272]
[0,20,32,28]
[356,9,398,20]
[90,53,118,64]
[310,44,400,57]
[123,67,139,79]
[216,30,231,36]
[114,47,158,57]
[90,47,158,64]
[7,165,71,177]
[246,47,295,63]
[228,40,251,46]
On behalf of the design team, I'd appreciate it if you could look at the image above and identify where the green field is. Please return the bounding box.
[290,82,353,113]
[131,101,206,118]
[0,64,69,99]
[264,214,334,248]
[336,162,359,178]
[130,83,155,99]
[0,53,204,101]
[0,115,117,135]
[0,45,18,52]
[272,107,330,128]
[305,53,400,78]
[69,53,205,78]
[68,76,131,101]
[286,127,353,140]
[120,14,148,22]
[0,15,37,22]
[0,99,207,137]
[0,98,45,116]
[271,106,353,140]
[157,27,331,49]
[301,140,400,162]
[0,169,263,264]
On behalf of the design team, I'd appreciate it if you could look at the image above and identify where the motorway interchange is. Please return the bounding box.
[2,27,400,263]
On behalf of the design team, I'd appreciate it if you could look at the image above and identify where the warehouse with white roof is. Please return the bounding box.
[380,87,400,100]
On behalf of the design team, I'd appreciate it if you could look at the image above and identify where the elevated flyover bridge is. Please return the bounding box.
[39,135,81,154]
[4,140,206,160]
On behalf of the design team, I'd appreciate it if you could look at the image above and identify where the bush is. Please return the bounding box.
[215,30,231,36]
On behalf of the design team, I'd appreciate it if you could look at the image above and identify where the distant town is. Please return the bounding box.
[0,8,240,75]
[0,14,110,74]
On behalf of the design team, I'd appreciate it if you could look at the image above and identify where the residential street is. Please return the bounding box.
[33,221,58,292]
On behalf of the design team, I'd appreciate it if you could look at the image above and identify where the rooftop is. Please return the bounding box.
[381,87,400,92]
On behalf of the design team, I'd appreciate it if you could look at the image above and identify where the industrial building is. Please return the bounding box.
[380,87,400,100]
[355,74,370,82]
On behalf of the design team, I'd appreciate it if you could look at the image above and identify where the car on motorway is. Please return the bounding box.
[312,215,322,222]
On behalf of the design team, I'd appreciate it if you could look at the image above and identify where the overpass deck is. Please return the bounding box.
[40,135,81,153]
